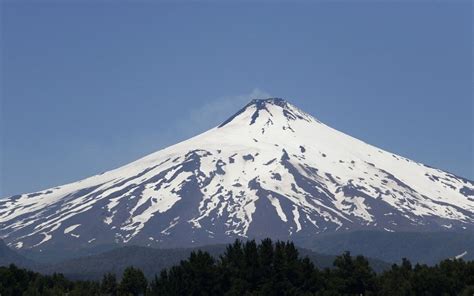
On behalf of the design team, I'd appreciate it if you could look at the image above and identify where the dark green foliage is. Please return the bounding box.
[150,239,474,296]
[376,258,414,295]
[150,239,321,295]
[1,239,474,295]
[0,264,93,296]
[119,267,147,296]
[148,250,219,295]
[101,273,118,296]
[332,251,376,294]
[376,257,474,296]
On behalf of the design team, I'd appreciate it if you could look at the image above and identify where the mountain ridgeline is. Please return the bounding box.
[0,98,472,256]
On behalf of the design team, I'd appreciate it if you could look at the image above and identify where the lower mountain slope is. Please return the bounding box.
[304,231,474,265]
[36,243,389,280]
[0,239,36,268]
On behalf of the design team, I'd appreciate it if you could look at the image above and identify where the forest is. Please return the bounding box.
[1,238,473,296]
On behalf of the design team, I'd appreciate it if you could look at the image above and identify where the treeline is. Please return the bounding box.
[1,239,474,296]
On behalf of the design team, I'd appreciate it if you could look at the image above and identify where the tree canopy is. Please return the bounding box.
[1,238,473,295]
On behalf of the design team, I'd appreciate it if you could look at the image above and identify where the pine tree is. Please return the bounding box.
[333,251,376,295]
[101,272,118,296]
[119,266,147,296]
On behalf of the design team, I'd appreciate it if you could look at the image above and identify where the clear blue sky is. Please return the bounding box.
[1,1,472,197]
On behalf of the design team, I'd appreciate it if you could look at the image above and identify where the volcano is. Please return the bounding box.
[1,98,473,252]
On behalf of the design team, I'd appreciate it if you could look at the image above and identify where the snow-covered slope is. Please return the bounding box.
[1,98,473,251]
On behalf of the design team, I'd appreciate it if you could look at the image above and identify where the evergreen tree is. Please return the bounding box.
[333,251,376,295]
[119,266,147,296]
[101,272,118,296]
[377,259,414,296]
[69,281,100,296]
[182,250,219,295]
[1,239,474,295]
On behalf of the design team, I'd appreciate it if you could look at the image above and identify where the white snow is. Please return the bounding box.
[32,232,52,247]
[292,205,302,232]
[267,195,288,222]
[64,224,81,234]
[1,98,472,248]
[455,251,467,259]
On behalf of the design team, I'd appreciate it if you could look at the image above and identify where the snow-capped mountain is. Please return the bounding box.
[1,98,473,251]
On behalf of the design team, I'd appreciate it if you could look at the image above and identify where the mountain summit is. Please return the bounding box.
[1,98,473,251]
[218,98,312,128]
